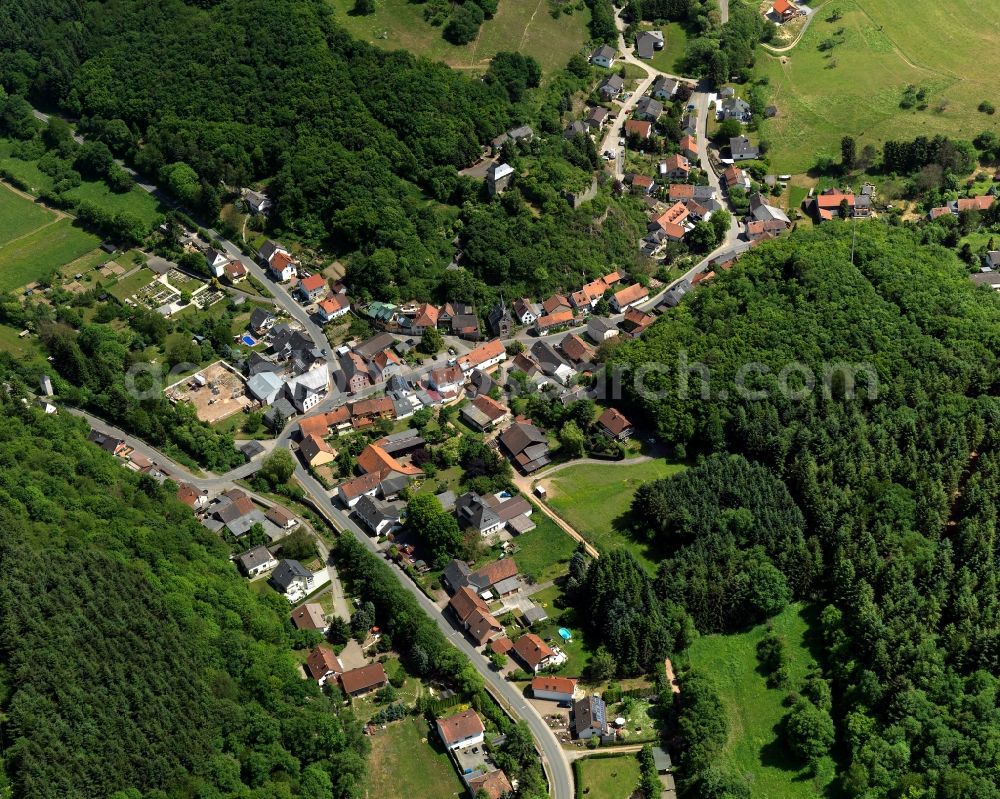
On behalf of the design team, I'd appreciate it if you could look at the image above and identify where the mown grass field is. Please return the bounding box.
[646,21,688,75]
[574,754,642,799]
[0,204,100,293]
[0,138,165,226]
[510,512,576,582]
[368,716,467,798]
[327,0,591,77]
[759,0,1000,173]
[0,183,53,244]
[544,459,685,571]
[686,602,835,798]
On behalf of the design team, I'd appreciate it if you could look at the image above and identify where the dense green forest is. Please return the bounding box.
[582,223,1000,796]
[0,0,647,303]
[0,381,368,798]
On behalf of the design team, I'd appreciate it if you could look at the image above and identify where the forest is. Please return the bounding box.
[0,373,369,798]
[0,0,647,304]
[582,223,1000,797]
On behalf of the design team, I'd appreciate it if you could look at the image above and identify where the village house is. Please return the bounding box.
[448,587,504,646]
[719,97,752,123]
[499,421,551,473]
[534,309,574,334]
[290,603,327,631]
[444,557,521,598]
[585,106,609,131]
[306,646,343,686]
[249,307,276,336]
[259,240,297,282]
[318,294,351,323]
[723,165,751,191]
[635,96,664,121]
[243,188,272,216]
[570,278,609,312]
[532,675,578,703]
[771,0,797,22]
[270,559,313,598]
[598,73,624,100]
[339,663,387,697]
[337,472,382,508]
[487,163,515,197]
[652,201,690,242]
[468,771,513,799]
[624,119,652,140]
[237,545,278,578]
[564,120,588,140]
[587,315,619,344]
[597,407,634,440]
[459,338,507,373]
[680,134,699,162]
[205,247,231,278]
[512,633,557,674]
[428,364,465,393]
[652,75,679,100]
[730,136,760,162]
[299,433,337,468]
[635,30,664,60]
[628,174,655,196]
[559,332,595,365]
[542,294,572,315]
[622,307,655,338]
[355,494,403,536]
[461,394,511,431]
[266,505,297,529]
[513,297,539,325]
[662,154,690,180]
[573,695,610,739]
[225,260,248,283]
[810,188,857,222]
[297,273,327,303]
[590,44,617,68]
[437,709,486,751]
[456,492,506,538]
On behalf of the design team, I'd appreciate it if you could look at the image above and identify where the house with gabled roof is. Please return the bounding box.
[339,663,387,697]
[597,407,634,440]
[512,633,556,673]
[306,646,343,685]
[624,119,652,140]
[590,44,617,68]
[437,708,486,751]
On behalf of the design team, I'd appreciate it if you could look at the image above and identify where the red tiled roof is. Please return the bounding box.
[664,154,689,172]
[513,633,554,670]
[468,770,513,799]
[270,250,295,272]
[306,646,342,680]
[437,709,485,746]
[624,119,652,138]
[598,407,633,436]
[412,303,439,327]
[339,663,387,694]
[632,174,654,188]
[449,586,489,623]
[542,294,571,314]
[536,310,574,329]
[459,338,506,370]
[956,195,995,212]
[613,283,648,307]
[471,394,509,422]
[358,444,423,479]
[490,637,514,654]
[531,675,578,695]
[338,471,381,500]
[299,274,325,292]
[471,558,518,588]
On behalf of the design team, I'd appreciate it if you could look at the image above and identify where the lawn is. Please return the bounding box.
[758,0,1000,173]
[509,513,576,583]
[326,0,591,78]
[574,754,642,799]
[528,585,593,675]
[368,716,467,799]
[0,217,101,292]
[0,183,53,244]
[544,459,685,571]
[686,602,835,798]
[0,324,39,359]
[646,22,688,76]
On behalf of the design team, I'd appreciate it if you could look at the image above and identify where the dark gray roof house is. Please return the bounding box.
[984,250,1000,270]
[456,492,504,536]
[264,397,297,430]
[270,559,312,592]
[564,121,588,139]
[499,422,551,474]
[598,74,624,99]
[720,97,751,122]
[635,95,664,120]
[249,307,275,334]
[660,279,692,309]
[651,75,679,98]
[443,559,473,593]
[730,136,760,161]
[635,30,663,59]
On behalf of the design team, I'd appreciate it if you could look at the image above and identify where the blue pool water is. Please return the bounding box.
[559,628,572,641]
[241,334,257,346]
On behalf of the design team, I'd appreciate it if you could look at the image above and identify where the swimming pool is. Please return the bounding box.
[558,628,572,641]
[241,334,257,347]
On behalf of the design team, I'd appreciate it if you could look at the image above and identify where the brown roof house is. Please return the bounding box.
[306,646,344,686]
[597,407,634,440]
[290,603,327,631]
[468,770,513,799]
[512,633,557,674]
[499,422,551,474]
[437,708,486,751]
[339,663,388,697]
